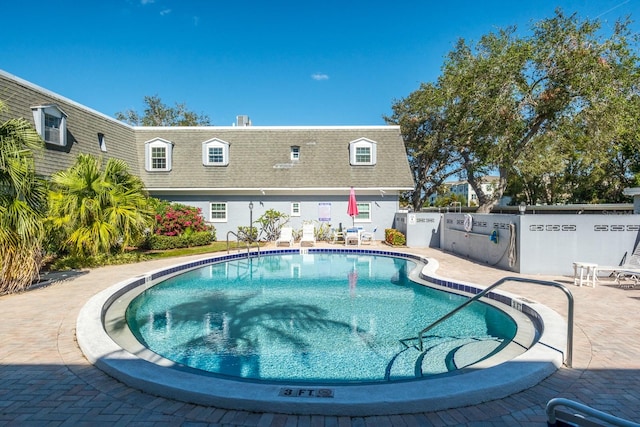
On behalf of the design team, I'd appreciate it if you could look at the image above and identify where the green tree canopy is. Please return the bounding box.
[389,9,640,211]
[115,95,211,126]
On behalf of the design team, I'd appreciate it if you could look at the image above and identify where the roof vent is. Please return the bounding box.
[236,115,251,126]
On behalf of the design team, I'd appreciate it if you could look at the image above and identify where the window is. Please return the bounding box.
[355,202,371,222]
[98,133,107,152]
[151,147,166,169]
[208,147,223,163]
[349,138,377,165]
[291,202,301,217]
[210,202,227,222]
[144,138,173,171]
[31,104,67,146]
[291,146,300,161]
[355,146,371,163]
[202,138,230,166]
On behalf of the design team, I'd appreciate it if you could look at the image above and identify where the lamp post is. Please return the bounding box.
[518,202,526,215]
[248,201,254,243]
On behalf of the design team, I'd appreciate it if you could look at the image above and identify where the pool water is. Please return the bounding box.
[126,253,517,383]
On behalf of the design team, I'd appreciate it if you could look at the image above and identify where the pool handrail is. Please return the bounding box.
[417,276,574,367]
[546,397,640,427]
[226,230,260,257]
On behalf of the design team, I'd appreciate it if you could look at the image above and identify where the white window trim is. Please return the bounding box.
[209,202,228,223]
[291,146,300,161]
[144,138,173,171]
[349,138,377,165]
[31,104,67,146]
[354,202,372,223]
[202,138,230,166]
[291,202,301,217]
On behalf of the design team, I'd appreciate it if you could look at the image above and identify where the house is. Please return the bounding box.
[428,176,500,207]
[0,69,415,240]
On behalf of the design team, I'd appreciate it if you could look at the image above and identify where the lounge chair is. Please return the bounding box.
[595,245,640,287]
[360,228,377,245]
[300,224,316,247]
[275,227,294,247]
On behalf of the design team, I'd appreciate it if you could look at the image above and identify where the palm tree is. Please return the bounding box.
[0,101,48,294]
[48,154,153,257]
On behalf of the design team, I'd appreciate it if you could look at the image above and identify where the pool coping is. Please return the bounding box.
[76,248,567,416]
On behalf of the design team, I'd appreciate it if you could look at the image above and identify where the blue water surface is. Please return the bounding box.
[126,253,516,383]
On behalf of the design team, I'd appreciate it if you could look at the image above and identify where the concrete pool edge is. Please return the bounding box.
[76,249,567,416]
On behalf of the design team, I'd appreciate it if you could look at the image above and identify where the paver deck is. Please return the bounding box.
[1,243,639,426]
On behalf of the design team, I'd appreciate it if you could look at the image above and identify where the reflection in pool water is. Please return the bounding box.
[126,253,516,383]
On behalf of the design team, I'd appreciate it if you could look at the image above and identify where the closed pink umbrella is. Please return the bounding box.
[347,187,359,227]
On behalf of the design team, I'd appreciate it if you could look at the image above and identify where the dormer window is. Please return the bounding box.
[202,138,230,166]
[31,104,67,146]
[98,133,107,152]
[349,138,377,165]
[144,138,173,171]
[291,146,300,161]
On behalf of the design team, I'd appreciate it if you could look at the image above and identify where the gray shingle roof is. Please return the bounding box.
[134,126,414,191]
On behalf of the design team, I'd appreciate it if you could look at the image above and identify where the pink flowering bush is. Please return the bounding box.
[154,203,209,236]
[144,200,215,250]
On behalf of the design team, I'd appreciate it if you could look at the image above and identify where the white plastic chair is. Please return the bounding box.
[360,228,377,245]
[300,224,316,247]
[345,228,361,246]
[275,227,294,247]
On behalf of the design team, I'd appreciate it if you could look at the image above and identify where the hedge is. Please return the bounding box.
[145,231,214,250]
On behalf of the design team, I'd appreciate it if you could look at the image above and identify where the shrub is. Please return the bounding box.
[237,226,258,242]
[49,252,152,270]
[385,228,406,246]
[255,209,289,241]
[145,231,213,250]
[153,202,211,237]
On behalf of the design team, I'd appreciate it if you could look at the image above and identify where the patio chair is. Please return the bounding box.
[275,227,294,247]
[345,228,361,246]
[332,229,345,244]
[300,224,316,247]
[594,244,640,287]
[360,228,377,245]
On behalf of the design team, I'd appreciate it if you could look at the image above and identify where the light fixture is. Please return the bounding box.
[518,202,526,215]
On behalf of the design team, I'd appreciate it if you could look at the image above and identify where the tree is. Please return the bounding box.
[386,83,464,210]
[392,10,640,212]
[0,101,48,294]
[115,95,211,126]
[48,154,153,258]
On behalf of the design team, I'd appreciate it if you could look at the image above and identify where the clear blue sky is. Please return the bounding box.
[1,1,638,126]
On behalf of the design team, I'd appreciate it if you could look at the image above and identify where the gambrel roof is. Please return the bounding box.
[134,126,414,192]
[0,69,414,194]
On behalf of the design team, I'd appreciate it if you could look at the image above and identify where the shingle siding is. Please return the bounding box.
[0,71,137,178]
[134,127,414,191]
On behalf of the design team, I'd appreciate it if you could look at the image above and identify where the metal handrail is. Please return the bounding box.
[547,398,640,427]
[226,231,260,257]
[417,276,574,367]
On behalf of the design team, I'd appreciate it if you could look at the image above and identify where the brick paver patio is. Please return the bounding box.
[1,244,638,426]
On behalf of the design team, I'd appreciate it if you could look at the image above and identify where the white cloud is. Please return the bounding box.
[311,73,329,81]
[160,8,171,15]
[140,0,155,4]
[193,16,200,26]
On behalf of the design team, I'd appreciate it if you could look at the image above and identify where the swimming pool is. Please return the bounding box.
[125,253,518,383]
[77,248,567,415]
